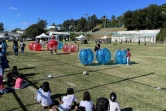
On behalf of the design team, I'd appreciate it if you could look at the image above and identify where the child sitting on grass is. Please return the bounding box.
[109,92,120,111]
[36,82,56,110]
[13,73,29,89]
[95,97,109,111]
[56,88,77,111]
[79,91,94,111]
[6,72,16,88]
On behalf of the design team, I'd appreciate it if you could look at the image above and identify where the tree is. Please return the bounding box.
[68,19,75,31]
[25,19,47,37]
[37,19,47,28]
[161,4,166,26]
[0,22,4,31]
[52,23,56,26]
[146,4,163,29]
[156,28,166,41]
[12,28,21,33]
[101,15,107,28]
[89,14,97,31]
[111,15,118,28]
[117,16,123,27]
[123,10,134,30]
[76,17,86,31]
[62,20,70,31]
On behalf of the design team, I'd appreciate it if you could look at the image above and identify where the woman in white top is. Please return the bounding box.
[109,92,120,111]
[58,88,77,111]
[36,82,53,108]
[79,91,94,111]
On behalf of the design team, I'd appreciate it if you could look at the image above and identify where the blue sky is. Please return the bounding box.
[0,0,165,30]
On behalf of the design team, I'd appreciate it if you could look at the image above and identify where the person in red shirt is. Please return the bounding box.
[127,48,131,65]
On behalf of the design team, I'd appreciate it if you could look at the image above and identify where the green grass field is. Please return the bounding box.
[0,41,166,111]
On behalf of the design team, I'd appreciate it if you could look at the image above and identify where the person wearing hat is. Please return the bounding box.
[126,48,131,65]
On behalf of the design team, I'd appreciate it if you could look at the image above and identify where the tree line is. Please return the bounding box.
[0,4,165,40]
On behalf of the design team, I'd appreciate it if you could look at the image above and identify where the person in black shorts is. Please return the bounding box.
[94,41,100,63]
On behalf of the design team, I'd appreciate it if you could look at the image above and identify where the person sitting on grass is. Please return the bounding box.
[12,66,20,77]
[36,82,56,110]
[6,72,16,88]
[13,73,29,89]
[95,97,109,111]
[79,91,94,111]
[76,106,85,111]
[56,88,77,111]
[109,92,120,111]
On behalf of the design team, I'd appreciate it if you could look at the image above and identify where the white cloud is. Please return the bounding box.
[22,22,28,25]
[17,14,21,16]
[9,7,17,10]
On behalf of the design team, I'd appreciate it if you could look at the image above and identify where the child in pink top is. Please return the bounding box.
[15,77,24,89]
[13,74,29,89]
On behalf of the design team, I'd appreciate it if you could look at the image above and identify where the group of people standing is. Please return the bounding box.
[12,40,26,56]
[0,39,26,56]
[36,82,121,111]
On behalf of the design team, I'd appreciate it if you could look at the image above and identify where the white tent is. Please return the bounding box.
[0,36,5,39]
[100,35,111,39]
[36,33,51,39]
[76,35,87,41]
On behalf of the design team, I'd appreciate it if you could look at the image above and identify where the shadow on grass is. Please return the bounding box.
[160,88,166,91]
[57,52,70,55]
[4,67,36,72]
[10,91,28,111]
[105,61,138,66]
[18,67,36,71]
[24,73,39,78]
[121,107,133,111]
[33,66,120,82]
[8,102,38,111]
[6,51,39,56]
[75,73,155,93]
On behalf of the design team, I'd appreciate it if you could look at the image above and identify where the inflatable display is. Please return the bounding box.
[96,48,111,64]
[71,44,78,52]
[33,43,42,51]
[28,42,36,50]
[58,42,63,50]
[63,44,71,53]
[114,49,127,64]
[47,40,58,50]
[79,49,94,65]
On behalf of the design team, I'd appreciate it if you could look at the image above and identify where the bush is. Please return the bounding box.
[156,28,166,41]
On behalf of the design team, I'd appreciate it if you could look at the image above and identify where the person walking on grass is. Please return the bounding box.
[13,40,18,56]
[1,39,7,56]
[20,40,26,55]
[50,44,53,55]
[126,48,131,65]
[138,40,140,45]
